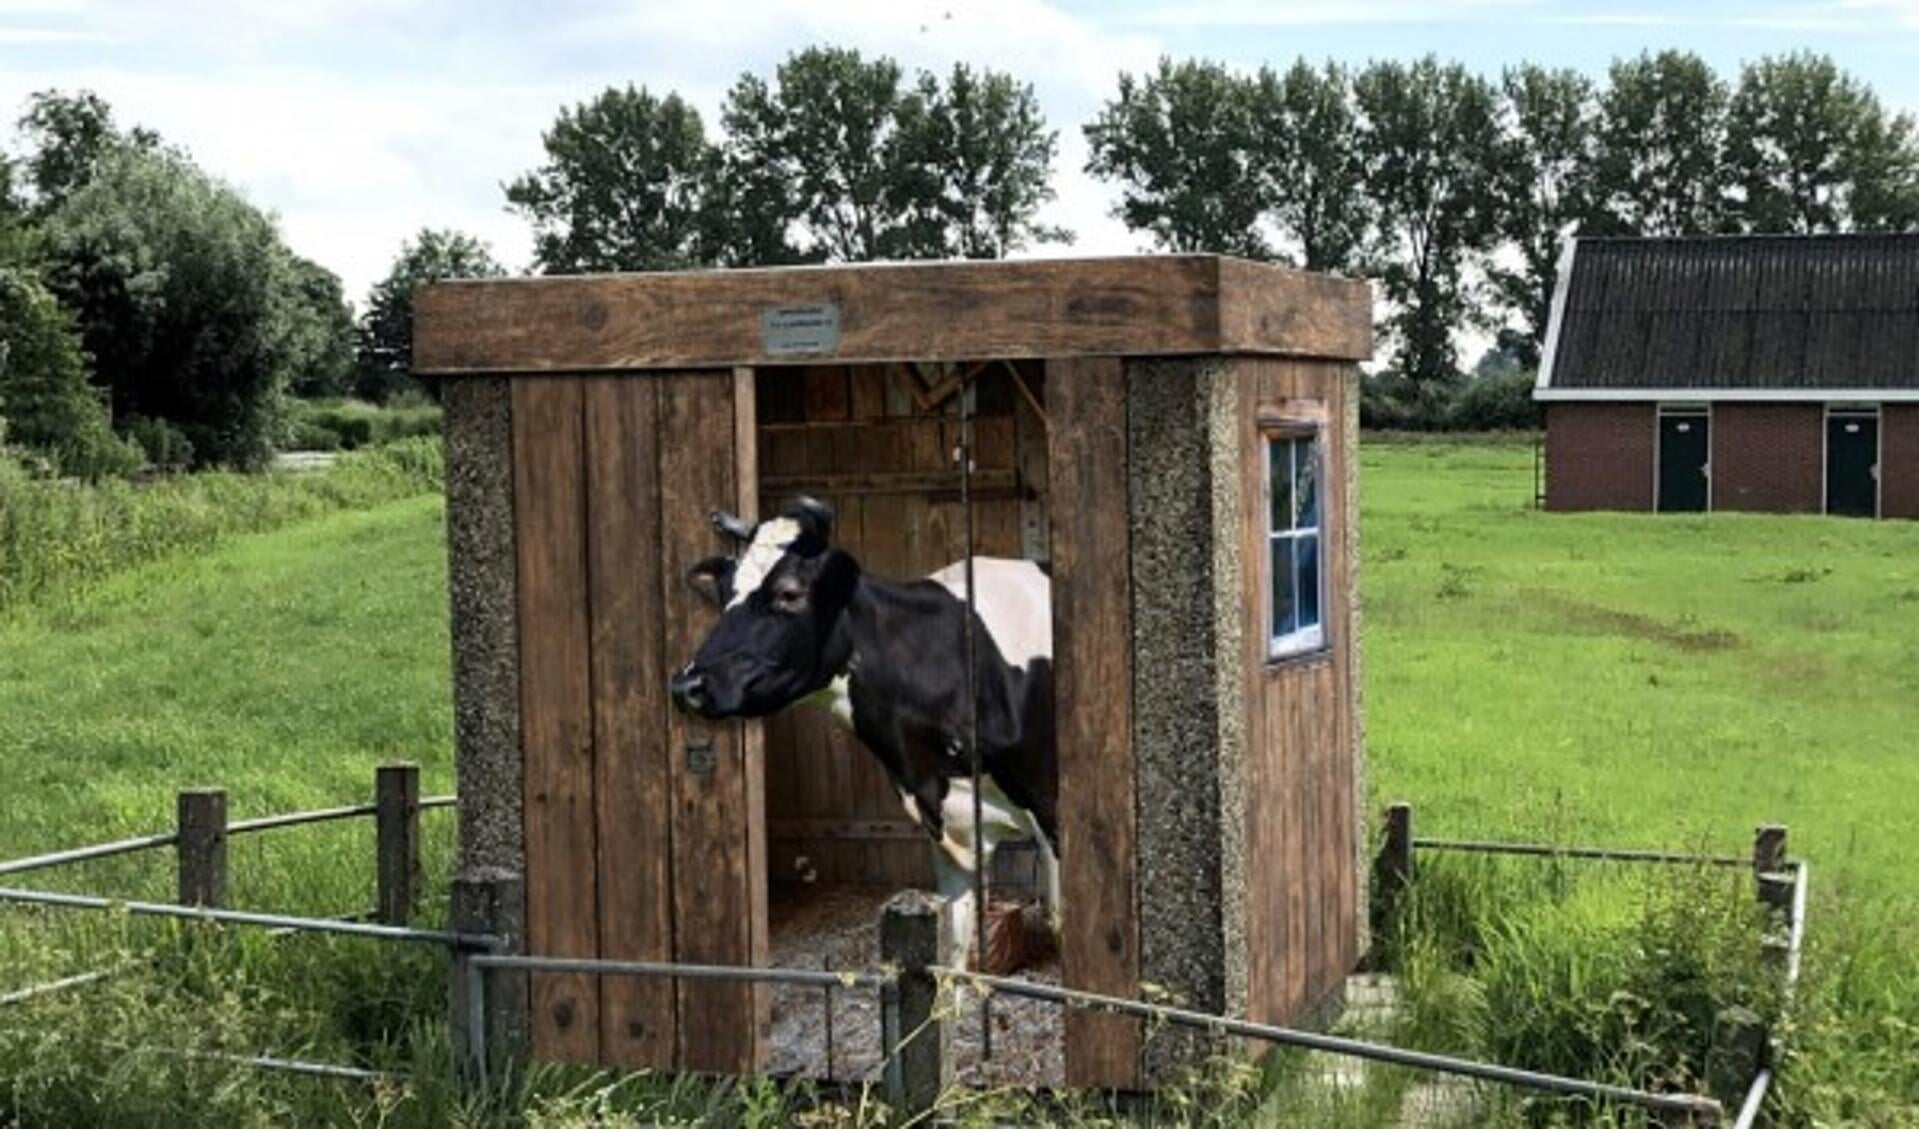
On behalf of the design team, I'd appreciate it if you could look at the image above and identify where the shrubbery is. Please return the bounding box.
[283,398,442,452]
[1361,368,1542,432]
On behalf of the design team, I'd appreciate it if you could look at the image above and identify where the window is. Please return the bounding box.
[1265,424,1326,661]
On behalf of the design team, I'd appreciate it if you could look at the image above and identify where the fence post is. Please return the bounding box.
[450,868,525,1087]
[176,789,227,908]
[1752,824,1787,880]
[1373,802,1414,937]
[879,889,952,1119]
[1753,824,1793,974]
[375,763,421,925]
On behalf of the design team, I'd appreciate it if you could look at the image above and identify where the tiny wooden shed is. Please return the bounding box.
[417,254,1372,1089]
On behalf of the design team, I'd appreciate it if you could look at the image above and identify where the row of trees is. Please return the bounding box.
[1083,50,1919,405]
[5,46,1915,474]
[0,92,506,473]
[505,46,1065,272]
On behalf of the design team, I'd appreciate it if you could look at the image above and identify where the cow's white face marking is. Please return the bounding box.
[726,517,801,610]
[802,673,853,727]
[929,557,1052,670]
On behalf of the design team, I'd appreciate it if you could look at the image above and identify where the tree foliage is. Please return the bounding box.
[38,145,300,469]
[1084,58,1268,256]
[506,86,716,274]
[1595,51,1732,235]
[1726,52,1919,233]
[1353,56,1501,392]
[1249,60,1372,272]
[17,89,159,217]
[0,267,139,477]
[356,229,505,402]
[1490,64,1600,368]
[283,257,357,399]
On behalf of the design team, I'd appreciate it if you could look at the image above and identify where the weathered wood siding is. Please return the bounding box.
[512,371,765,1071]
[1235,358,1362,1026]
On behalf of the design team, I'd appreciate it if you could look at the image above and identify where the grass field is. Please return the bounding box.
[0,440,1912,1123]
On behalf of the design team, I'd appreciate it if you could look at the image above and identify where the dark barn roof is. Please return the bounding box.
[1538,235,1919,400]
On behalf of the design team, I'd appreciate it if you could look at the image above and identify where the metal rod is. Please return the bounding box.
[136,1044,397,1084]
[0,886,498,950]
[1731,1067,1772,1129]
[0,795,455,879]
[1414,838,1748,867]
[932,966,1725,1122]
[958,361,992,1061]
[470,953,893,990]
[0,966,122,1007]
[0,832,178,877]
[1785,861,1808,989]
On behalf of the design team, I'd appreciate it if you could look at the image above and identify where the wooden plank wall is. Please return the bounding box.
[1235,358,1361,1026]
[513,371,765,1071]
[756,362,1037,889]
[1047,356,1142,1089]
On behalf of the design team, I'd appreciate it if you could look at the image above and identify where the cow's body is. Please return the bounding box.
[670,501,1058,962]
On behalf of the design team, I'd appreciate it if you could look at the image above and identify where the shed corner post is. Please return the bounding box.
[879,889,953,1119]
[450,867,528,1086]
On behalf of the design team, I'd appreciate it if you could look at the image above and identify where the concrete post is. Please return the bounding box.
[450,868,526,1086]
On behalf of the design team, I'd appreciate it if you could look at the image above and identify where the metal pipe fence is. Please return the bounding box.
[0,886,497,950]
[468,952,891,991]
[1413,838,1748,868]
[932,965,1726,1123]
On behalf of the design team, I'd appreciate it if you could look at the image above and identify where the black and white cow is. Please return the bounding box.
[668,497,1057,962]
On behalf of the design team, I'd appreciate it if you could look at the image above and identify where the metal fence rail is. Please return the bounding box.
[0,794,456,879]
[932,965,1726,1123]
[468,952,892,991]
[1413,838,1748,868]
[1730,859,1810,1129]
[0,886,497,950]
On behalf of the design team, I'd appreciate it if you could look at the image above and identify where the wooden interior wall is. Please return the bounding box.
[1235,358,1360,1027]
[756,362,1043,890]
[513,371,766,1073]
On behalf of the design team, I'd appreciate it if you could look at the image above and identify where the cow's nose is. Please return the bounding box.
[668,669,706,712]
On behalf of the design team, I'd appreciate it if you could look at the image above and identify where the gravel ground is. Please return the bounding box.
[765,886,1064,1088]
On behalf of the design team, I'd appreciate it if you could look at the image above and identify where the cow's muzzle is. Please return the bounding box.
[668,666,710,715]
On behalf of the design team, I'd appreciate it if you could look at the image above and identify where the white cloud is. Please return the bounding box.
[1118,0,1537,27]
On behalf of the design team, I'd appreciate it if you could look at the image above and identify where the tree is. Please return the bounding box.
[17,89,159,216]
[710,74,812,268]
[1247,60,1372,272]
[0,267,139,477]
[1353,56,1502,393]
[357,229,505,402]
[1490,64,1600,368]
[1725,52,1919,233]
[1595,51,1732,235]
[283,257,357,399]
[506,85,716,273]
[1084,57,1269,256]
[897,64,1067,259]
[38,145,299,469]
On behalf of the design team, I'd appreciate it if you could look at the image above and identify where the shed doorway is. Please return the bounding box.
[1826,408,1880,518]
[1657,406,1710,512]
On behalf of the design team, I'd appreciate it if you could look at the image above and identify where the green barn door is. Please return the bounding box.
[1657,410,1710,513]
[1826,410,1880,518]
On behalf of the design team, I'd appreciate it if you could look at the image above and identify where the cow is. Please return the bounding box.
[668,497,1058,966]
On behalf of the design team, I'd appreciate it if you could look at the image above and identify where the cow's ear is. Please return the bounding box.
[789,496,835,545]
[813,549,861,613]
[687,555,735,608]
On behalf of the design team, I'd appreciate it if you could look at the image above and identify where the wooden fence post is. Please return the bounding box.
[1753,824,1793,974]
[1372,802,1414,938]
[376,763,421,925]
[176,789,227,908]
[879,889,952,1119]
[450,868,526,1085]
[1752,825,1787,880]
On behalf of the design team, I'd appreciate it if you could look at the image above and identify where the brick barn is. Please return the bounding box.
[1535,235,1919,519]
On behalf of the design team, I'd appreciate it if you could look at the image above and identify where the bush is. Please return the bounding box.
[286,398,441,452]
[123,416,195,473]
[0,268,139,479]
[1447,369,1542,431]
[0,437,443,613]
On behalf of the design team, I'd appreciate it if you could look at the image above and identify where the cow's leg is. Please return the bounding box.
[931,836,980,968]
[1029,819,1062,932]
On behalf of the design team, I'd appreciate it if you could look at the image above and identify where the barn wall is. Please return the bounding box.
[1235,358,1362,1032]
[1883,405,1919,520]
[1712,403,1822,513]
[1544,403,1655,512]
[755,362,1038,890]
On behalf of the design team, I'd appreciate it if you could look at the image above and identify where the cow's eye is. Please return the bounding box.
[773,585,806,611]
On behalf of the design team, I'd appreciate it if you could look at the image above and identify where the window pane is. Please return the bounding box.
[1270,537,1296,641]
[1296,533,1320,630]
[1269,438,1293,533]
[1294,439,1319,529]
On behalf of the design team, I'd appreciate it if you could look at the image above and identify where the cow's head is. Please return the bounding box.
[669,497,860,719]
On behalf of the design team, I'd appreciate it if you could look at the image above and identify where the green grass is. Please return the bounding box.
[0,439,1911,1123]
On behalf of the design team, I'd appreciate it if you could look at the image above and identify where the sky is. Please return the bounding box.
[4,0,1919,306]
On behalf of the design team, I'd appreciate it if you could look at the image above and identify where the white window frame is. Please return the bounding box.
[1262,419,1328,663]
